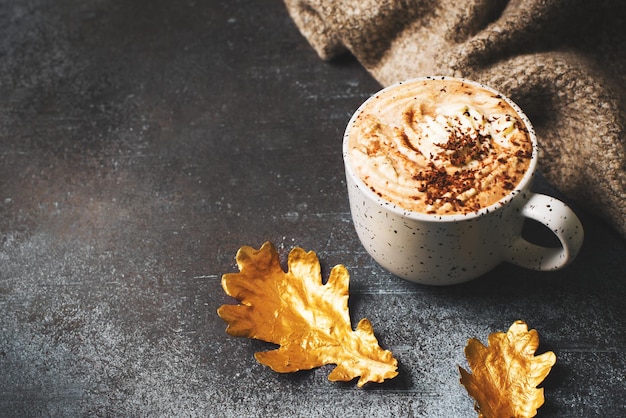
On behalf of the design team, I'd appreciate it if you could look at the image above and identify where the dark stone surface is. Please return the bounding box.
[0,0,624,416]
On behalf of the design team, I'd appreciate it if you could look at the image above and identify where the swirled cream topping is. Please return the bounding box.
[347,79,533,215]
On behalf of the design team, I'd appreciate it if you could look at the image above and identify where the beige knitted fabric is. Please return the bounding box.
[284,0,626,239]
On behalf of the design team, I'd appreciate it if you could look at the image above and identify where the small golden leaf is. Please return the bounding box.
[459,320,556,418]
[217,242,398,387]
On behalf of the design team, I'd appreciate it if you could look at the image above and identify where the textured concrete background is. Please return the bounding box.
[0,0,625,417]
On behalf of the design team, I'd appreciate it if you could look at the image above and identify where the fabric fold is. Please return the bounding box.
[284,0,626,239]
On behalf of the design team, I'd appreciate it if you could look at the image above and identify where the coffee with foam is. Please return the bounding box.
[346,78,533,215]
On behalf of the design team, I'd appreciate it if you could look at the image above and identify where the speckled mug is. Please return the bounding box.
[343,77,584,285]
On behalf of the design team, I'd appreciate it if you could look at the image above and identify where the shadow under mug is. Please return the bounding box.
[343,77,584,285]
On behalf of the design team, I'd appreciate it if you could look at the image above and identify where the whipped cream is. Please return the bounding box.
[347,79,533,215]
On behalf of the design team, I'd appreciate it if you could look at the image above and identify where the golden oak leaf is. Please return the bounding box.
[217,242,398,387]
[459,320,556,418]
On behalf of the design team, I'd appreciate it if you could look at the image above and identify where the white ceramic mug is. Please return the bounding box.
[343,77,584,285]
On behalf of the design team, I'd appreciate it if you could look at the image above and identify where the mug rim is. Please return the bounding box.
[343,76,539,222]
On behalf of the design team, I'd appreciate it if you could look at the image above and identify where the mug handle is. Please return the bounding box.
[503,193,584,271]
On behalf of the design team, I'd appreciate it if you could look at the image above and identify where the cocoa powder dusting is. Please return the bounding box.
[414,163,478,210]
[435,120,491,166]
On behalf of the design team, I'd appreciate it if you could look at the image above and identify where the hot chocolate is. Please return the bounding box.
[346,78,533,215]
